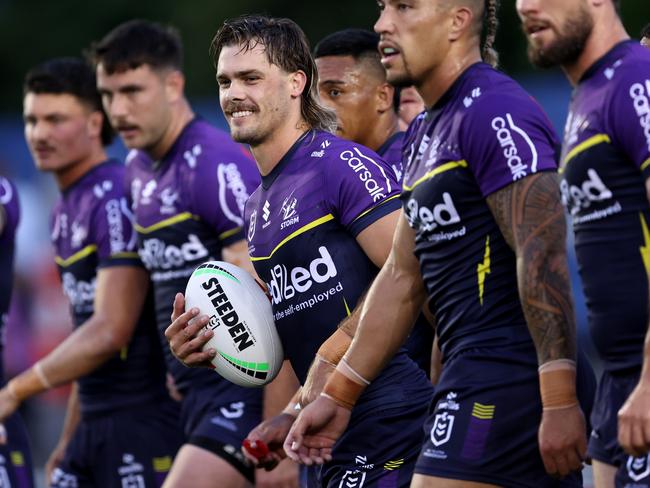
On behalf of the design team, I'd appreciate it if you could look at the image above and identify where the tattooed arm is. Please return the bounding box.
[487,172,586,477]
[486,172,576,364]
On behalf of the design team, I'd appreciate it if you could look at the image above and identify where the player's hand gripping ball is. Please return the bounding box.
[185,261,282,387]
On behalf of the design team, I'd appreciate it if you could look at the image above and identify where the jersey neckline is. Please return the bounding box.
[578,39,636,84]
[261,129,314,190]
[377,131,404,157]
[61,159,117,198]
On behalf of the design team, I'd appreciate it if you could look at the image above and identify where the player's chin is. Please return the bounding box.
[385,69,412,88]
[231,128,259,145]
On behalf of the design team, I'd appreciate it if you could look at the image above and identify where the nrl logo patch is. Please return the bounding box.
[431,411,454,447]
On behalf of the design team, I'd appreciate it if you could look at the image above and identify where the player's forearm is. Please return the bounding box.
[345,257,424,382]
[11,314,128,400]
[519,241,577,365]
[263,360,300,418]
[488,174,577,365]
[58,383,80,445]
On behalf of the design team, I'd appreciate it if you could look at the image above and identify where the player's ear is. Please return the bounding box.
[289,70,307,99]
[448,5,474,42]
[87,111,103,140]
[165,70,185,103]
[376,82,394,114]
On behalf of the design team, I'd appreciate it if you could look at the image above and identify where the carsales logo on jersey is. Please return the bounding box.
[267,246,338,305]
[340,149,390,202]
[491,113,538,181]
[630,80,650,153]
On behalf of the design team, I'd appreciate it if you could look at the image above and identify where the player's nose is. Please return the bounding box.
[516,0,539,16]
[374,7,393,36]
[105,93,130,120]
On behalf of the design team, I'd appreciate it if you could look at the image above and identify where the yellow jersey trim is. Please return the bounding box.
[641,157,650,172]
[110,252,140,260]
[561,134,611,169]
[55,245,97,268]
[351,194,401,223]
[219,226,243,241]
[250,214,335,262]
[135,212,199,234]
[402,160,468,192]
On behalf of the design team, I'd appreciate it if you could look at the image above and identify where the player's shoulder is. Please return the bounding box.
[599,42,650,95]
[81,160,128,204]
[574,41,649,100]
[457,68,554,148]
[460,64,541,120]
[181,118,253,166]
[311,130,387,170]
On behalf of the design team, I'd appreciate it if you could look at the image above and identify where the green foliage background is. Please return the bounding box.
[0,0,647,111]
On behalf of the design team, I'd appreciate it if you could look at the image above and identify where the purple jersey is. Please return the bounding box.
[0,177,19,384]
[377,133,434,375]
[51,160,168,415]
[401,63,559,362]
[246,130,431,411]
[560,41,650,372]
[377,131,406,182]
[125,118,260,393]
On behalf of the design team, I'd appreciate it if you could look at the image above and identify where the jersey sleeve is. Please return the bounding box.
[460,93,560,197]
[607,66,650,180]
[323,143,401,237]
[0,177,20,241]
[189,144,260,246]
[90,180,141,269]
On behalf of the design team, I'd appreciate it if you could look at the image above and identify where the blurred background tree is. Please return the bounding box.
[0,0,647,112]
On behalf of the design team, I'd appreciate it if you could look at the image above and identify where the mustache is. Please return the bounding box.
[32,142,55,151]
[223,102,258,115]
[115,123,139,131]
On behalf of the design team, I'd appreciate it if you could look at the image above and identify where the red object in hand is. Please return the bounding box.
[242,438,270,460]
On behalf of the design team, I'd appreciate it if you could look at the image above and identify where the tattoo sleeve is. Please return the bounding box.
[486,172,577,364]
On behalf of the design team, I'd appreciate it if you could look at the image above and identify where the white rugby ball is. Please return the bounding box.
[185,261,283,387]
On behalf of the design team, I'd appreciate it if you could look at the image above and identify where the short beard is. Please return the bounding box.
[387,71,415,89]
[385,55,417,88]
[232,129,265,147]
[527,6,594,69]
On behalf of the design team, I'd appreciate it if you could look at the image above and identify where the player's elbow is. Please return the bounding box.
[92,316,135,356]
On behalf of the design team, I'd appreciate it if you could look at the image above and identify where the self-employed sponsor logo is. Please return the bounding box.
[406,193,461,234]
[139,234,209,271]
[267,246,338,306]
[560,168,615,217]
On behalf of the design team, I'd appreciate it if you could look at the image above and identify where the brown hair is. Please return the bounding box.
[210,15,336,133]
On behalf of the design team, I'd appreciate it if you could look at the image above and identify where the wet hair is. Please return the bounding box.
[211,14,336,132]
[24,57,114,145]
[641,23,650,39]
[314,28,399,110]
[481,0,500,68]
[89,19,183,74]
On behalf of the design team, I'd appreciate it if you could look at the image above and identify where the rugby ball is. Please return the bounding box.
[185,261,283,387]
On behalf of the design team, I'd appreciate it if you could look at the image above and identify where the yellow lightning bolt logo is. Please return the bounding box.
[477,235,491,306]
[639,213,650,275]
